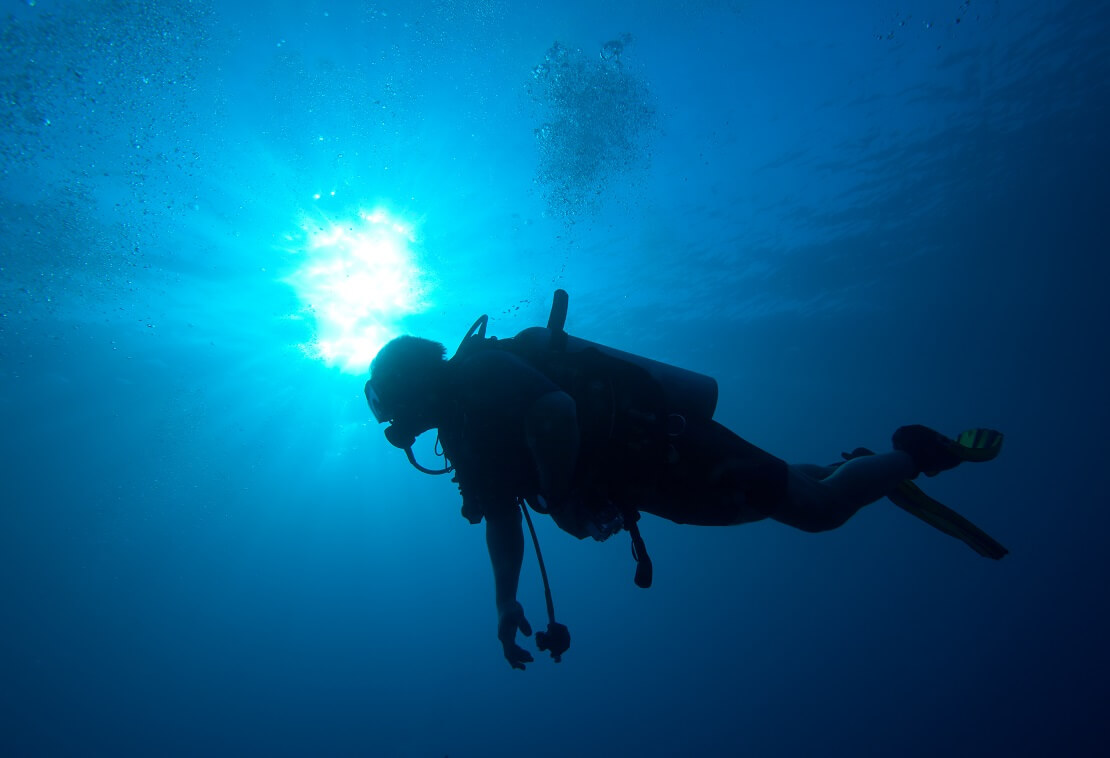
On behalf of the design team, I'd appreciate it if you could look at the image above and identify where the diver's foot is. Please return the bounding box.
[892,425,963,477]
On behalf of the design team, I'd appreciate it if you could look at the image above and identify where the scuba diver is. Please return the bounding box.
[364,290,1006,670]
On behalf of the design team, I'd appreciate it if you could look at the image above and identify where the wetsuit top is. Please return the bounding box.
[437,348,560,524]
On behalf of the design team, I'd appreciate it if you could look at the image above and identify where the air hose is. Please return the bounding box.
[520,502,571,662]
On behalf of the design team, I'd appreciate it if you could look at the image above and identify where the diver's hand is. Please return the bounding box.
[497,601,534,670]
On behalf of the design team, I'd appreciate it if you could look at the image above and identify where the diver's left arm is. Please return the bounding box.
[484,503,534,670]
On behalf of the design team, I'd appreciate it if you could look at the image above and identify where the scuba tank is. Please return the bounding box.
[512,290,718,425]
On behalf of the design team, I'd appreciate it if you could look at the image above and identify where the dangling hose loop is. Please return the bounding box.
[625,513,654,589]
[402,445,453,476]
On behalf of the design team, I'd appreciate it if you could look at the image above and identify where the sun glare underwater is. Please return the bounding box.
[285,207,428,373]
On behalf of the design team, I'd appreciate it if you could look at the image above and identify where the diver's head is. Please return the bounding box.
[365,336,449,446]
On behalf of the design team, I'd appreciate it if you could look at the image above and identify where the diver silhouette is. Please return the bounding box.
[365,290,1005,670]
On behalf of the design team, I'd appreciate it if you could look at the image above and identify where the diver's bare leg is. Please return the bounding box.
[771,452,917,532]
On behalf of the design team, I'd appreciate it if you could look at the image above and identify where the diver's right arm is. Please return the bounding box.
[484,504,534,670]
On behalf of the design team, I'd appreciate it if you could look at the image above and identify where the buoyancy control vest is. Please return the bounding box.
[450,290,719,521]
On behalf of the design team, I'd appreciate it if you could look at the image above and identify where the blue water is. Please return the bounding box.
[2,1,1108,755]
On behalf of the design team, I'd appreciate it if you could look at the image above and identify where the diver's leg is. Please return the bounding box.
[635,419,785,526]
[771,452,918,532]
[794,463,836,479]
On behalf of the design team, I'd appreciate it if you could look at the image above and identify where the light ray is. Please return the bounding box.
[286,207,428,372]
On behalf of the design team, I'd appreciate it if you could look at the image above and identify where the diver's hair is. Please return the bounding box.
[370,336,447,391]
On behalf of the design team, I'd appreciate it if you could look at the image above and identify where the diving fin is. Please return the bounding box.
[893,425,1004,476]
[842,429,1008,560]
[888,480,1009,560]
[953,428,1004,463]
